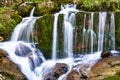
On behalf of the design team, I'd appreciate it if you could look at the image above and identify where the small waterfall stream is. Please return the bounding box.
[98,12,107,51]
[0,4,118,80]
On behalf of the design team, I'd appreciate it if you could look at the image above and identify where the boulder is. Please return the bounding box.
[101,50,112,58]
[44,63,68,80]
[15,43,32,57]
[66,63,89,80]
[28,55,44,70]
[66,70,81,80]
[0,49,26,80]
[88,56,120,80]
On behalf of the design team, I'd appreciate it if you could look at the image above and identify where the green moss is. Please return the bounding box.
[115,11,120,50]
[17,5,34,17]
[23,0,44,2]
[52,0,73,4]
[34,14,54,58]
[77,0,120,11]
[34,2,60,16]
[0,9,22,40]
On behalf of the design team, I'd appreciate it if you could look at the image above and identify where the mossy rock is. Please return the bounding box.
[51,0,73,4]
[76,1,120,11]
[34,14,54,59]
[115,11,120,50]
[0,9,22,41]
[17,2,35,17]
[34,1,60,16]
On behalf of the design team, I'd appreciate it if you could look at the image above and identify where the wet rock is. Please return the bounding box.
[44,63,68,80]
[29,55,44,70]
[101,50,112,58]
[79,64,89,79]
[66,63,89,80]
[15,43,32,57]
[66,70,81,80]
[88,56,120,80]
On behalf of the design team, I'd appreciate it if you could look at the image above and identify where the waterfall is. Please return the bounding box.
[98,12,107,51]
[52,4,79,59]
[0,7,46,80]
[0,4,118,80]
[82,14,86,54]
[87,13,95,54]
[52,13,59,60]
[10,7,40,42]
[110,12,115,50]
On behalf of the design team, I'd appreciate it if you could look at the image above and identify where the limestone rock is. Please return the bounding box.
[88,56,120,80]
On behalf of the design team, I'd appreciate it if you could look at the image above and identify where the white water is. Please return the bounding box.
[52,13,59,60]
[110,12,115,50]
[52,4,79,59]
[0,5,117,80]
[98,12,107,51]
[82,14,87,54]
[10,7,40,43]
[87,13,95,54]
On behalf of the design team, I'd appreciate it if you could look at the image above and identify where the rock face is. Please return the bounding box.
[44,63,68,80]
[0,49,26,80]
[88,56,120,80]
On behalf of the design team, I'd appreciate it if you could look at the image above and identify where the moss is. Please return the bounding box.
[0,9,22,40]
[77,0,120,11]
[34,2,60,16]
[51,0,73,5]
[34,14,54,59]
[115,11,120,50]
[17,4,34,17]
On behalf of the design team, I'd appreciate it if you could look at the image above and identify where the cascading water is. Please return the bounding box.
[10,7,39,42]
[0,4,118,80]
[0,7,46,80]
[52,4,79,59]
[110,12,115,50]
[98,12,107,51]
